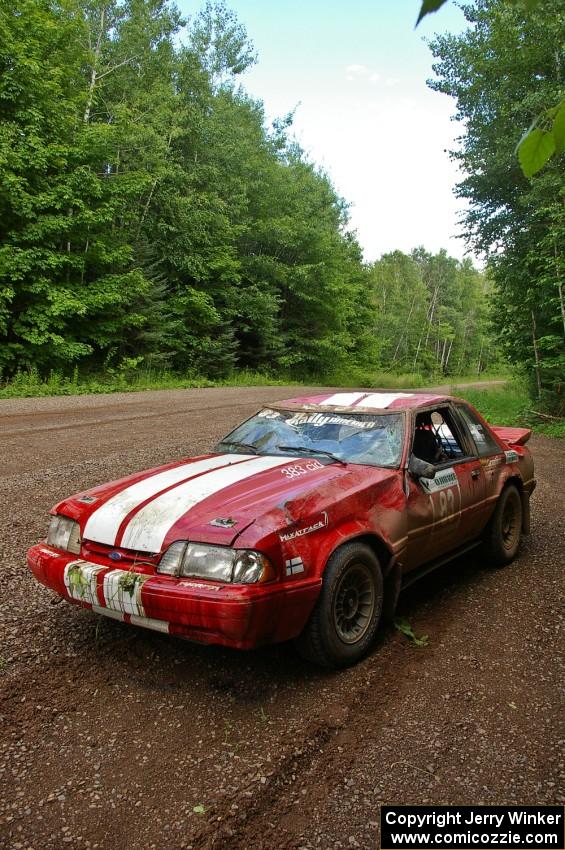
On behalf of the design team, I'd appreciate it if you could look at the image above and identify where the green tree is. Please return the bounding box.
[428,0,564,401]
[416,0,565,177]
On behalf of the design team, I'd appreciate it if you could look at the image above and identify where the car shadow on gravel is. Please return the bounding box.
[396,539,534,620]
[80,608,334,693]
[54,538,534,707]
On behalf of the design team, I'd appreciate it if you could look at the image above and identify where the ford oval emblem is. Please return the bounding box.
[109,551,122,561]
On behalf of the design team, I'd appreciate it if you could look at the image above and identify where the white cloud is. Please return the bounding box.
[284,88,468,261]
[345,64,383,85]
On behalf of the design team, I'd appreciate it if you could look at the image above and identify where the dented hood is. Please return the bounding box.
[55,453,396,553]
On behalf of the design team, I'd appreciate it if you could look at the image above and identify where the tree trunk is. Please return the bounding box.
[555,239,565,337]
[531,309,542,398]
[391,294,417,365]
[84,7,106,124]
[444,338,453,373]
[424,285,438,351]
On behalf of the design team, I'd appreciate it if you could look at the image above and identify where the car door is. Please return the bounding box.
[404,404,485,571]
[454,402,506,532]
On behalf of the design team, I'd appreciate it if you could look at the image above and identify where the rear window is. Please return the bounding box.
[457,405,500,457]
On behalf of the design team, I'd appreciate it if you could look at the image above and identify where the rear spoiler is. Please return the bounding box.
[491,426,532,446]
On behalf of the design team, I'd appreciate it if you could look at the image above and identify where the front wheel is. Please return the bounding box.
[295,542,383,668]
[482,484,522,566]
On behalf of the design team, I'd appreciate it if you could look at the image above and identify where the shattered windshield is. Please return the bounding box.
[216,408,404,468]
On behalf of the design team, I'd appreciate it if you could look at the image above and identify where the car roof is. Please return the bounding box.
[272,391,451,413]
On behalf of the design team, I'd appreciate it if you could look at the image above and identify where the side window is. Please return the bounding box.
[413,408,465,465]
[457,405,500,457]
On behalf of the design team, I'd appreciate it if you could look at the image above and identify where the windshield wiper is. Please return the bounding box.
[276,445,347,466]
[217,440,259,454]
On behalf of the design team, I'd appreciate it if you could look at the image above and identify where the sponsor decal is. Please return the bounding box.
[419,467,458,494]
[209,517,237,528]
[481,455,504,470]
[505,449,519,464]
[285,556,305,577]
[78,495,97,504]
[286,411,379,430]
[279,512,328,542]
[280,460,324,478]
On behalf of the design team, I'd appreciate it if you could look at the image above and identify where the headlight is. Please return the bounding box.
[157,542,274,584]
[47,515,81,554]
[232,551,270,584]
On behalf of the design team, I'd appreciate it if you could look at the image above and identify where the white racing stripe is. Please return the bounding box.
[92,604,124,623]
[355,392,414,408]
[121,455,298,553]
[64,560,105,606]
[91,605,170,634]
[103,569,149,616]
[319,392,367,407]
[129,614,170,634]
[83,454,251,546]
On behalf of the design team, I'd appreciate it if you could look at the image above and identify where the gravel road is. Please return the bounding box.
[1,385,563,850]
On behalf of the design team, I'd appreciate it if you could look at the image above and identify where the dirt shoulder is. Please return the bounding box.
[0,387,562,850]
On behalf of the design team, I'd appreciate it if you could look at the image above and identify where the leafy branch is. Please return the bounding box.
[394,617,429,647]
[416,0,563,178]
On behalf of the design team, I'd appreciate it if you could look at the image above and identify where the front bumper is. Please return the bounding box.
[27,544,321,649]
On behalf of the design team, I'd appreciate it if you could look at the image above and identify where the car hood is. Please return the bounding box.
[56,452,397,553]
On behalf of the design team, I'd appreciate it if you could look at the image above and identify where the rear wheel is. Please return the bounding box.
[482,484,522,566]
[295,542,383,668]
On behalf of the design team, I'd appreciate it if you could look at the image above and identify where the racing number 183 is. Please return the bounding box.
[439,487,455,518]
[429,487,457,520]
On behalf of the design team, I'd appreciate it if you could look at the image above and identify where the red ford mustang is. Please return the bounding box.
[27,391,535,667]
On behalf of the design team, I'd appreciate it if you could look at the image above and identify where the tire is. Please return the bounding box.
[482,484,522,566]
[295,542,383,668]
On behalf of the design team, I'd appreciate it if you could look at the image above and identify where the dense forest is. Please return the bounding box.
[1,0,561,396]
[0,0,496,383]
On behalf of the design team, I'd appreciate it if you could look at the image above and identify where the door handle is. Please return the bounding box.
[471,469,481,479]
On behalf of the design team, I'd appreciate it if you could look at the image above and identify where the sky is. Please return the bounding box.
[178,0,471,263]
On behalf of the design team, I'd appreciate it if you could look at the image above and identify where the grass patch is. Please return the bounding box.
[452,382,564,439]
[322,367,510,390]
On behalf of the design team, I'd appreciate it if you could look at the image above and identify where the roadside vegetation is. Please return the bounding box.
[0,0,510,390]
[428,0,564,408]
[0,365,507,399]
[452,383,564,439]
[0,0,562,423]
[1,363,561,436]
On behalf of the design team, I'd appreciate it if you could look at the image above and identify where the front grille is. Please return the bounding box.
[82,540,159,566]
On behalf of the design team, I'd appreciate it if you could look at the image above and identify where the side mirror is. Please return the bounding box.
[408,454,436,480]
